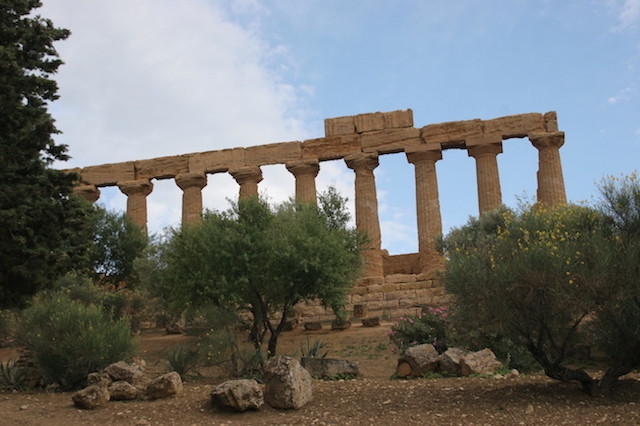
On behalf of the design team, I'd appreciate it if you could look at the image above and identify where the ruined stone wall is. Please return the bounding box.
[69,109,567,321]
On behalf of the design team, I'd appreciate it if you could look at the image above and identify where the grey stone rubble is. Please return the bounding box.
[396,346,506,378]
[210,379,264,412]
[263,355,313,409]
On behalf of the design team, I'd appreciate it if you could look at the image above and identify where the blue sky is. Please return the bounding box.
[42,0,639,254]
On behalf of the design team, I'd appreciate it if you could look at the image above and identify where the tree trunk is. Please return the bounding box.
[266,311,288,358]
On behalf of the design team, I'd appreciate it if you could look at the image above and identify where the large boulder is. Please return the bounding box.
[301,357,359,379]
[263,356,313,409]
[439,348,470,376]
[146,371,183,399]
[104,361,146,387]
[396,344,440,377]
[459,348,503,377]
[72,384,110,409]
[210,379,264,412]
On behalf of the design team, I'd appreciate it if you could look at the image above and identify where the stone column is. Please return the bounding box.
[117,179,153,229]
[406,144,444,274]
[345,152,383,278]
[467,137,503,215]
[73,184,101,203]
[529,132,567,206]
[286,160,320,204]
[230,166,263,199]
[175,172,207,224]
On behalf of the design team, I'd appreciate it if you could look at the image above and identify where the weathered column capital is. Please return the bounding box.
[229,166,263,186]
[529,132,565,149]
[285,160,320,178]
[230,166,263,199]
[467,142,503,159]
[406,144,442,164]
[345,152,379,172]
[117,179,154,197]
[73,184,101,203]
[175,172,207,191]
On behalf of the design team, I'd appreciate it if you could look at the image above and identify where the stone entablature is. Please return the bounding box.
[68,109,567,318]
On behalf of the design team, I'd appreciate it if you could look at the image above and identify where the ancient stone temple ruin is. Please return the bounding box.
[69,110,566,320]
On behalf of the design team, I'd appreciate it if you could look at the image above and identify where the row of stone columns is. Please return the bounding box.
[74,132,567,278]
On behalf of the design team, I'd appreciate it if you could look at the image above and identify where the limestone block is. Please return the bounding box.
[146,371,183,399]
[363,292,384,302]
[544,111,558,131]
[72,384,110,409]
[104,361,146,387]
[361,317,381,327]
[358,276,385,287]
[188,148,244,174]
[385,274,417,284]
[349,286,368,296]
[383,109,413,128]
[301,357,359,378]
[397,344,440,377]
[402,281,432,290]
[360,127,421,154]
[421,119,483,146]
[483,113,545,139]
[439,348,470,376]
[459,349,503,377]
[108,380,140,400]
[302,134,361,161]
[325,115,356,136]
[352,304,368,318]
[367,283,401,293]
[263,356,313,409]
[81,162,135,186]
[210,379,264,412]
[385,290,417,301]
[354,112,385,133]
[135,155,189,180]
[245,141,302,166]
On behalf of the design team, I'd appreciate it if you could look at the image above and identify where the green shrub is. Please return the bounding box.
[388,307,448,354]
[0,309,18,348]
[164,344,202,380]
[0,359,28,391]
[297,337,329,358]
[19,293,138,389]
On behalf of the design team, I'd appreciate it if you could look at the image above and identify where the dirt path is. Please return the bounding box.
[2,322,640,425]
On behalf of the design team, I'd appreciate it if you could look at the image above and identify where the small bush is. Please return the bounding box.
[298,337,329,358]
[0,309,18,348]
[388,307,448,354]
[19,292,138,389]
[164,344,202,380]
[0,359,28,391]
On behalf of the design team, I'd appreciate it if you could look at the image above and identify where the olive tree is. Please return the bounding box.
[151,187,364,357]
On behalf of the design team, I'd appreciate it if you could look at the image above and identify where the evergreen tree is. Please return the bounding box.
[0,0,95,307]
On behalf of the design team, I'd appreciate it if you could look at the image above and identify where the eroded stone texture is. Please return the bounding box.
[108,380,140,401]
[263,356,313,409]
[72,384,110,409]
[146,371,183,399]
[117,179,153,229]
[74,184,100,203]
[286,160,320,204]
[300,357,359,378]
[529,132,567,207]
[406,145,444,274]
[467,138,503,215]
[230,166,263,199]
[459,348,503,377]
[211,379,264,412]
[345,152,383,278]
[396,344,440,377]
[175,172,207,224]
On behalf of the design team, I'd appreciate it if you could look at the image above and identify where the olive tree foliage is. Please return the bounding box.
[441,203,620,396]
[589,173,640,391]
[145,187,364,357]
[90,207,148,287]
[0,0,96,307]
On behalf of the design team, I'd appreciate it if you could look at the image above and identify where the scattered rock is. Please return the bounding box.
[397,344,439,377]
[263,356,313,409]
[361,317,380,327]
[105,361,146,387]
[459,348,503,377]
[301,357,359,379]
[304,322,322,331]
[146,371,183,399]
[108,380,141,400]
[72,384,110,409]
[166,322,185,335]
[439,348,470,376]
[210,379,264,412]
[352,304,369,318]
[87,372,112,388]
[282,317,299,332]
[331,319,351,330]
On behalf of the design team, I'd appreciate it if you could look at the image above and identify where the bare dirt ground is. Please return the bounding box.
[2,321,640,425]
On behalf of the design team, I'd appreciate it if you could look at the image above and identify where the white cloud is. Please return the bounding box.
[38,0,330,234]
[619,0,640,29]
[606,83,637,104]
